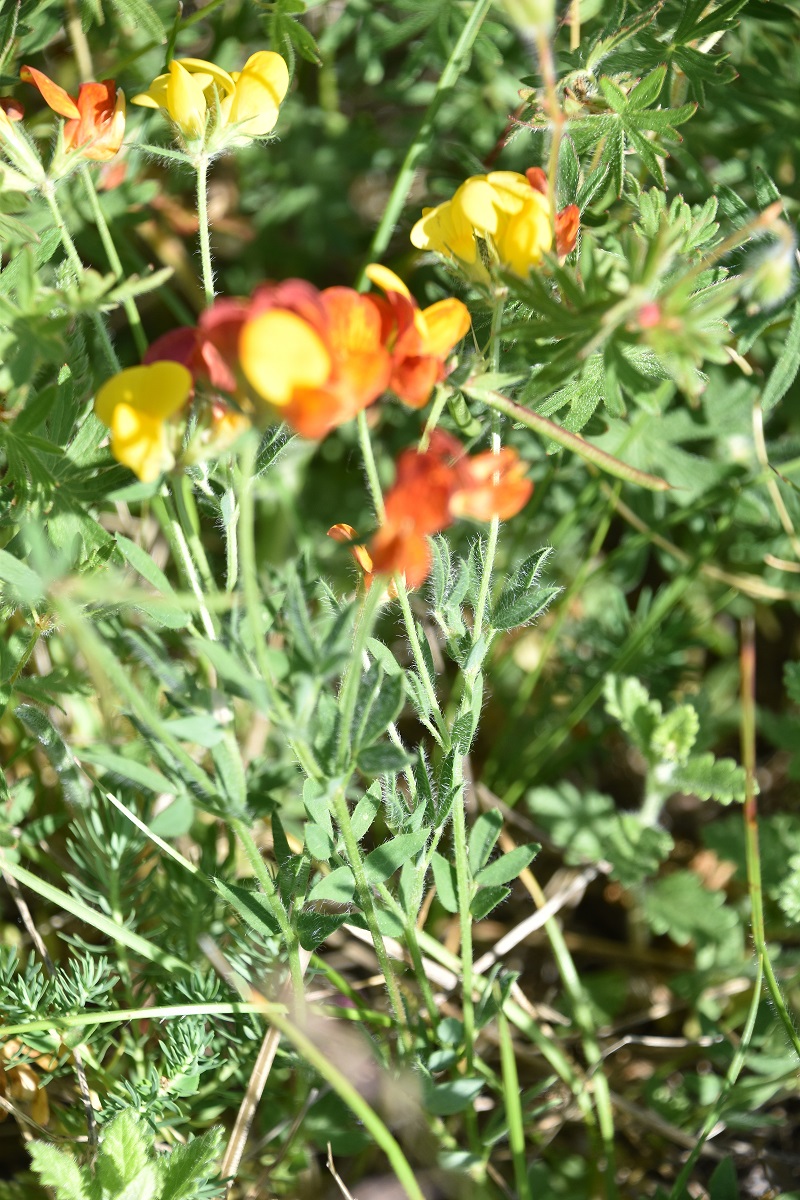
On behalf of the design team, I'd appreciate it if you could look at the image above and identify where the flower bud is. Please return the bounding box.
[497,0,555,34]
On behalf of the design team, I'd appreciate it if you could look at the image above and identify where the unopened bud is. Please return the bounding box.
[743,223,796,312]
[498,0,555,35]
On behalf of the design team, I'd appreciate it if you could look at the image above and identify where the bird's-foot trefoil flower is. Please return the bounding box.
[357,430,533,588]
[365,263,471,408]
[239,281,392,438]
[132,52,289,152]
[410,168,579,282]
[21,66,125,163]
[94,362,192,482]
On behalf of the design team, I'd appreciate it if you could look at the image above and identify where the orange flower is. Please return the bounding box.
[0,97,24,121]
[364,431,532,588]
[239,282,391,438]
[450,447,533,521]
[364,264,471,409]
[21,65,125,161]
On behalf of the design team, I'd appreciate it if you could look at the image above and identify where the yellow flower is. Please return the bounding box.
[132,52,289,144]
[94,362,192,482]
[410,171,553,281]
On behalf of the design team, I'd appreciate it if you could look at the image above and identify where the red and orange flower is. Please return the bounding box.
[365,264,471,409]
[21,65,125,162]
[332,431,533,590]
[239,281,392,438]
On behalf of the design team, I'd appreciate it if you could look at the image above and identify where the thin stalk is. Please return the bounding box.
[43,183,119,373]
[668,954,763,1200]
[174,473,217,596]
[231,818,305,1008]
[195,153,215,306]
[331,784,412,1051]
[450,760,475,1068]
[152,492,218,640]
[356,410,386,523]
[355,0,495,285]
[498,1009,531,1200]
[81,165,147,358]
[740,617,800,1058]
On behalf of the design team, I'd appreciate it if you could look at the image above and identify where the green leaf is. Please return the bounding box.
[78,748,174,795]
[476,843,539,887]
[651,704,699,764]
[468,810,503,873]
[423,1076,484,1116]
[28,1143,90,1200]
[307,865,355,904]
[431,850,459,913]
[708,1156,739,1200]
[363,830,429,884]
[470,885,510,920]
[16,704,88,806]
[117,1165,158,1200]
[215,879,281,940]
[643,871,739,946]
[159,1130,223,1200]
[604,675,661,757]
[0,550,44,606]
[762,299,800,415]
[357,743,413,775]
[296,909,348,951]
[109,0,165,40]
[96,1112,151,1197]
[670,754,748,804]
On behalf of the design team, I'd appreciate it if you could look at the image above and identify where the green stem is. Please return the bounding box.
[450,759,475,1067]
[174,474,216,597]
[195,153,215,306]
[43,183,119,373]
[356,409,386,523]
[255,1001,425,1200]
[740,616,800,1059]
[332,783,412,1051]
[81,165,147,358]
[355,0,495,284]
[231,818,305,1007]
[336,583,384,770]
[152,492,218,641]
[498,1009,531,1200]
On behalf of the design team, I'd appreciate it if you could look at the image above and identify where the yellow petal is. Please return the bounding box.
[494,192,552,274]
[456,177,502,235]
[225,51,290,137]
[110,403,174,483]
[94,363,192,427]
[131,73,169,110]
[419,298,471,357]
[240,310,331,406]
[166,60,208,137]
[365,263,411,299]
[176,58,236,97]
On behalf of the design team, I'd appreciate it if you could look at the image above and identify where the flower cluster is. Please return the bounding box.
[101,264,472,474]
[132,52,289,149]
[332,431,533,590]
[411,168,579,281]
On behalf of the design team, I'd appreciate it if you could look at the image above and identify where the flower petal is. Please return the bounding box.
[225,51,289,137]
[95,362,193,426]
[20,65,80,119]
[109,403,174,482]
[419,297,471,357]
[240,309,332,406]
[365,262,411,300]
[166,60,208,137]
